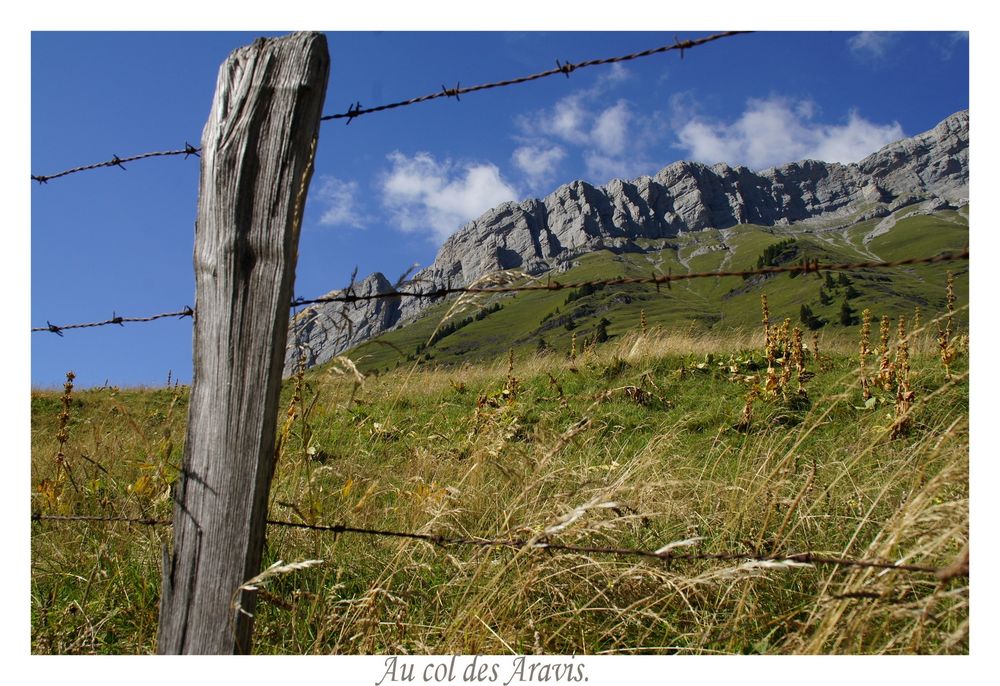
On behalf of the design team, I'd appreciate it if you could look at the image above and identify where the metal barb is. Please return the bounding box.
[675,35,695,60]
[556,59,576,78]
[345,101,362,125]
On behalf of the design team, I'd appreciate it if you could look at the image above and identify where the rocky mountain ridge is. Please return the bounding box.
[285,109,968,373]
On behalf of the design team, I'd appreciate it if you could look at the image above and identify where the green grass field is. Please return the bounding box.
[31,292,969,653]
[348,212,967,375]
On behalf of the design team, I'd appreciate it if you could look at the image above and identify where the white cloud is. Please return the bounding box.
[582,100,663,182]
[674,120,732,163]
[519,96,635,153]
[315,176,366,228]
[591,100,631,156]
[583,152,654,186]
[935,31,969,60]
[847,31,897,60]
[512,144,566,186]
[381,151,518,243]
[595,62,631,88]
[667,91,701,127]
[516,63,633,143]
[516,63,636,145]
[521,92,590,145]
[515,71,668,186]
[810,111,907,164]
[675,97,904,169]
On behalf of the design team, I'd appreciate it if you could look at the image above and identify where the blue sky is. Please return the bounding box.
[28,29,970,387]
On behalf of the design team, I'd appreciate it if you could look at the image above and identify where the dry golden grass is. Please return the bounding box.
[31,308,968,654]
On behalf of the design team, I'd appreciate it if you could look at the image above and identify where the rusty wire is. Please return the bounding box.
[32,307,194,336]
[30,512,958,577]
[31,249,968,335]
[32,513,171,526]
[290,248,970,307]
[31,144,200,184]
[321,31,752,123]
[31,32,750,183]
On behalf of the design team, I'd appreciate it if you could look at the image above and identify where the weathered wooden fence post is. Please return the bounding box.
[157,32,329,654]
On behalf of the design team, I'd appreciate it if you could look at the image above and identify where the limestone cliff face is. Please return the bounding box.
[285,272,402,371]
[285,110,968,373]
[858,109,968,204]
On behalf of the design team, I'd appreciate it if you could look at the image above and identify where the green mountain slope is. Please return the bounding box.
[344,208,968,374]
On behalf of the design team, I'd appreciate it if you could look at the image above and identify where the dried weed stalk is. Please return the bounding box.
[761,295,779,398]
[791,326,810,396]
[937,271,957,380]
[878,315,894,391]
[52,371,80,497]
[891,316,914,439]
[736,384,761,432]
[859,308,873,400]
[779,319,794,391]
[811,331,831,371]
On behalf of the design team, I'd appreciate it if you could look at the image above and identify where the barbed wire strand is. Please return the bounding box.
[294,248,970,306]
[31,32,750,183]
[31,144,200,184]
[31,307,194,336]
[321,31,752,123]
[30,513,958,577]
[31,249,968,335]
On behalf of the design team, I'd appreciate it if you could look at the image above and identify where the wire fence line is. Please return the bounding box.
[319,31,752,123]
[30,31,750,184]
[291,248,970,307]
[30,144,201,184]
[30,512,962,578]
[32,307,195,336]
[31,248,970,335]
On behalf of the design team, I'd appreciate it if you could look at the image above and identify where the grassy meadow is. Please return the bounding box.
[349,209,968,374]
[31,295,969,654]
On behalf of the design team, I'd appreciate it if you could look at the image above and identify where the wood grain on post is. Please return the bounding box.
[157,32,329,654]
